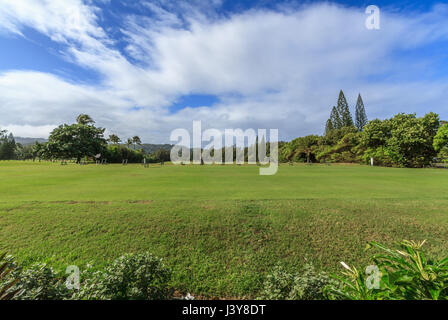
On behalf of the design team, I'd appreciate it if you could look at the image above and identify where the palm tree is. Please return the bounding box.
[126,138,133,149]
[108,134,121,145]
[132,136,142,150]
[76,114,95,125]
[297,135,320,164]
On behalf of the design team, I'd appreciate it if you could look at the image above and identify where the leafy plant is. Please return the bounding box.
[361,113,440,168]
[258,263,335,300]
[0,253,21,300]
[327,240,448,300]
[73,252,172,300]
[434,123,448,162]
[11,262,69,300]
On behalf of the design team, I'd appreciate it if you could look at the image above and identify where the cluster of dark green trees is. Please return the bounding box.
[325,91,368,133]
[0,115,169,164]
[0,130,40,160]
[279,90,448,168]
[0,130,17,160]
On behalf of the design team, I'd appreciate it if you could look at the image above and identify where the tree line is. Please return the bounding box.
[279,90,448,168]
[0,114,170,164]
[2,92,448,168]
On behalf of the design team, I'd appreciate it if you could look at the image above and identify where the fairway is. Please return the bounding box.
[1,161,448,298]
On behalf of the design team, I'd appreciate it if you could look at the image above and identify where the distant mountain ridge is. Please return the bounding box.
[139,143,173,154]
[15,137,48,145]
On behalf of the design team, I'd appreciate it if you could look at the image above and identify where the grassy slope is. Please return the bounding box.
[0,161,447,298]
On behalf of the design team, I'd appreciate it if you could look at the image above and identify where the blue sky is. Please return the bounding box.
[0,0,447,142]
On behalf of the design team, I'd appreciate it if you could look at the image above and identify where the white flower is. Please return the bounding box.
[184,293,195,300]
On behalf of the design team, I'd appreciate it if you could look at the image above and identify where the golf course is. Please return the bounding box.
[1,161,447,298]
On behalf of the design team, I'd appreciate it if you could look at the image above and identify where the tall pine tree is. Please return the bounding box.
[336,90,354,127]
[325,118,334,134]
[329,106,342,130]
[355,93,368,131]
[0,132,16,160]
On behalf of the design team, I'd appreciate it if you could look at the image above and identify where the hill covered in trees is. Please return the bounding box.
[140,144,173,155]
[14,137,48,145]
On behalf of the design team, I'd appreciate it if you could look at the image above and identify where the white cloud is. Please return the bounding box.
[2,124,57,138]
[0,1,447,142]
[0,70,129,127]
[0,0,106,46]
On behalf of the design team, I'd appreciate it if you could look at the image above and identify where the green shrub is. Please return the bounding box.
[258,263,335,300]
[8,262,69,300]
[73,252,172,300]
[361,113,439,168]
[0,253,21,300]
[327,240,448,300]
[148,149,171,163]
[105,145,145,163]
[317,131,363,163]
[436,148,448,164]
[362,147,395,167]
[321,126,358,146]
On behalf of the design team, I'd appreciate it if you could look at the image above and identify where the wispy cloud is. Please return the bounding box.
[0,1,447,141]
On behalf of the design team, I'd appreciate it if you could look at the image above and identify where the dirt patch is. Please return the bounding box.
[49,200,112,205]
[127,200,153,204]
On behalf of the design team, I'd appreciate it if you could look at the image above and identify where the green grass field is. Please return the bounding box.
[1,161,447,298]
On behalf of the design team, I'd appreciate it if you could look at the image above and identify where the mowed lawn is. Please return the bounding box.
[0,161,448,298]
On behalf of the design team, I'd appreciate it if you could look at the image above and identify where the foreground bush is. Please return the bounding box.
[12,263,69,300]
[1,252,172,300]
[0,253,68,300]
[73,252,172,300]
[0,253,21,300]
[327,240,448,300]
[258,263,335,300]
[3,242,447,300]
